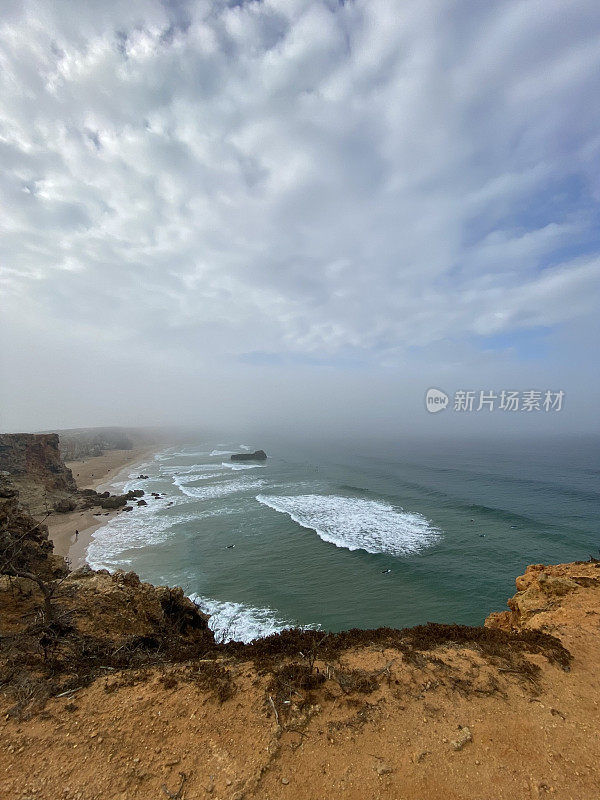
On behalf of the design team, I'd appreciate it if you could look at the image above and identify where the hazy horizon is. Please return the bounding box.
[1,0,599,438]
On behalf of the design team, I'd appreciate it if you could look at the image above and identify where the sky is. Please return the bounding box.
[1,0,599,439]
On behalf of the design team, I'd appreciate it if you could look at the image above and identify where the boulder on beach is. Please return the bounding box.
[53,497,76,513]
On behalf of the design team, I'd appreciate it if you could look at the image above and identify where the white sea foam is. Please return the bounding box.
[210,449,236,456]
[255,494,440,556]
[189,595,309,643]
[95,464,154,495]
[160,463,226,477]
[175,471,225,484]
[87,503,198,570]
[153,448,179,462]
[155,448,212,460]
[221,461,266,471]
[174,477,266,499]
[238,445,251,450]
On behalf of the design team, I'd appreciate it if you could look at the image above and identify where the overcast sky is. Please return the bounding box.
[1,0,599,438]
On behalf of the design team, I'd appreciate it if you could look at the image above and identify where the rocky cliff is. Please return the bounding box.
[0,475,67,581]
[0,433,77,514]
[0,433,76,493]
[0,481,212,701]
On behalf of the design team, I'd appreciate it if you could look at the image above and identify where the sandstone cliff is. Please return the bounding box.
[0,475,67,581]
[0,433,77,514]
[0,433,76,492]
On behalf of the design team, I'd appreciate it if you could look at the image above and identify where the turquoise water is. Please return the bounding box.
[87,435,600,642]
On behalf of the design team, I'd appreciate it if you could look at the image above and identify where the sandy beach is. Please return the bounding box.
[45,447,154,567]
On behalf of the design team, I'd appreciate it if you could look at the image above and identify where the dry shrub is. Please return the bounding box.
[334,668,379,695]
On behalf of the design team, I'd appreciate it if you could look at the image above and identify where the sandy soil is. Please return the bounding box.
[44,447,154,566]
[1,561,599,800]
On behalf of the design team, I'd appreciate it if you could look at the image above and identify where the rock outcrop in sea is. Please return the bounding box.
[231,449,267,461]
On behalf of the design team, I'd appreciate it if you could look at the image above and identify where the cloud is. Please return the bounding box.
[0,0,599,431]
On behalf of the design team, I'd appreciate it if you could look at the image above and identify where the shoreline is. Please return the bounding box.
[45,446,156,568]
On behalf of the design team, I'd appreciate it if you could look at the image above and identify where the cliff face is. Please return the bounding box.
[0,475,67,581]
[0,481,212,685]
[485,561,600,640]
[0,433,77,514]
[0,433,76,493]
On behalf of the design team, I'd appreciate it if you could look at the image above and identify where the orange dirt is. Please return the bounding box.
[2,562,600,800]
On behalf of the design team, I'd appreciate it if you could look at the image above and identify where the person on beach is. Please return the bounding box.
[75,529,79,541]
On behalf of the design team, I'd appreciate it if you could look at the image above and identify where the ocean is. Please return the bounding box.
[86,435,600,643]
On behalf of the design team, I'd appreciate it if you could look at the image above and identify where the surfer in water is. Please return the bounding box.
[381,568,391,574]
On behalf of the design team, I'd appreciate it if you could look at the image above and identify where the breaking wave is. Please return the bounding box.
[221,462,266,471]
[87,503,197,570]
[174,477,266,499]
[255,494,440,556]
[189,595,315,643]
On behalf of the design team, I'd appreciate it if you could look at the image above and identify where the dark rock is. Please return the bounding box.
[70,564,94,579]
[137,499,147,506]
[123,505,133,512]
[98,494,128,510]
[230,449,267,461]
[0,475,18,498]
[126,489,144,499]
[53,497,76,513]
